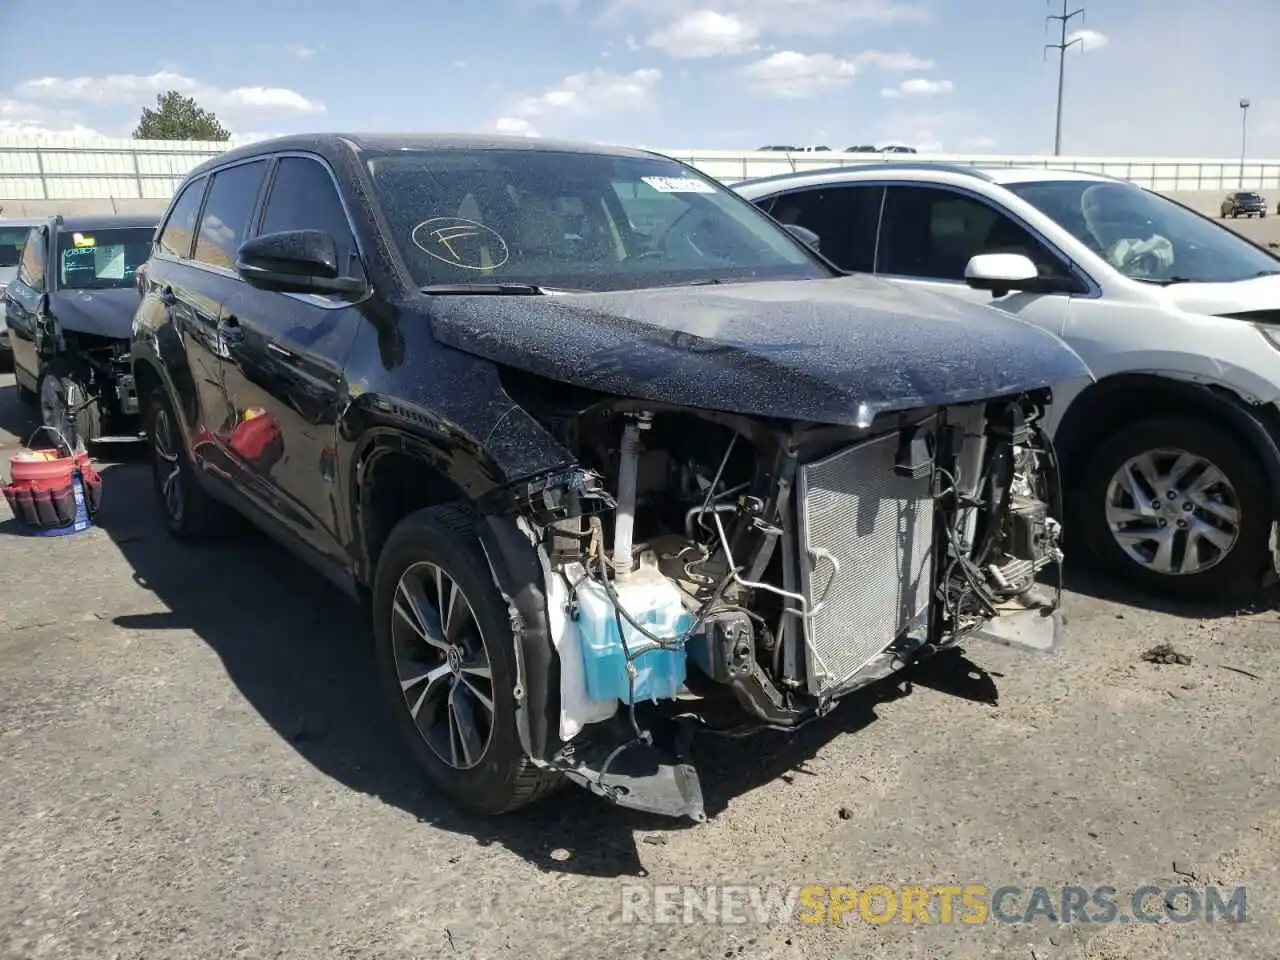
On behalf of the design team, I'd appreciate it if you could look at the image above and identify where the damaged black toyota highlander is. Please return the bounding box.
[130,134,1092,821]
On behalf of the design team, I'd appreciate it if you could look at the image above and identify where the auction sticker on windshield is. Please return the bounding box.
[642,176,717,194]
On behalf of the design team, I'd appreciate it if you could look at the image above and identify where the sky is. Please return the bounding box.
[0,0,1276,158]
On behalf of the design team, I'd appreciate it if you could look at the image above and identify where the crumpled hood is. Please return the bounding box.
[1161,273,1280,317]
[427,275,1092,427]
[49,286,139,340]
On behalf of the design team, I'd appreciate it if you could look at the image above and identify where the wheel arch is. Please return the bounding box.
[1054,372,1280,519]
[349,429,507,588]
[351,431,566,766]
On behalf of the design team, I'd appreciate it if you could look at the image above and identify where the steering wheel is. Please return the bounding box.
[1120,248,1164,278]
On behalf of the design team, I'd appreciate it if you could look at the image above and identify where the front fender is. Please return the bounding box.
[1054,372,1280,519]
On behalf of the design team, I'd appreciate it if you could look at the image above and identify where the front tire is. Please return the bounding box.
[371,503,562,816]
[38,363,102,448]
[1078,417,1270,599]
[144,385,240,541]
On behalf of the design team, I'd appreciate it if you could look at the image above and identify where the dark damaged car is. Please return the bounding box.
[130,134,1092,821]
[5,214,157,443]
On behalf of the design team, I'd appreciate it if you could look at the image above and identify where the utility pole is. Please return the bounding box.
[1045,0,1085,156]
[1239,98,1250,188]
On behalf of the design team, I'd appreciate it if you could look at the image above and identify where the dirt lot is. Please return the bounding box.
[1200,204,1280,252]
[0,357,1279,960]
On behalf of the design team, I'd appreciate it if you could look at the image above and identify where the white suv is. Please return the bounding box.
[734,163,1280,599]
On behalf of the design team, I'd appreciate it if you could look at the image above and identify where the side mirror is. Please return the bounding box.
[783,223,822,252]
[235,230,366,296]
[964,253,1040,297]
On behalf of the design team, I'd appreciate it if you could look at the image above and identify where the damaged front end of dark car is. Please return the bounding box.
[135,135,1093,825]
[429,279,1090,822]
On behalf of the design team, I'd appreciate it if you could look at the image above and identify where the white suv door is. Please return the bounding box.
[872,184,1082,340]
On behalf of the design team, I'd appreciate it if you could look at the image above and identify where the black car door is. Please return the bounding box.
[5,224,49,393]
[213,153,367,576]
[171,159,272,489]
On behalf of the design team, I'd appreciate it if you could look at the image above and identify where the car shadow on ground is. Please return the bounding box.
[1063,565,1280,618]
[0,384,37,444]
[84,460,1004,878]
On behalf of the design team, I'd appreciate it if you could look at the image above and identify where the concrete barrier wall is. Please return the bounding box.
[2,137,1277,219]
[3,189,1267,221]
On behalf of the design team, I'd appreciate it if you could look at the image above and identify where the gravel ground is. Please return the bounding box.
[0,367,1277,960]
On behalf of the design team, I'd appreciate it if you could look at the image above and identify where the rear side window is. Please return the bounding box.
[258,157,361,278]
[158,177,206,258]
[0,226,29,269]
[17,228,45,290]
[194,160,269,270]
[878,185,1069,282]
[762,185,884,273]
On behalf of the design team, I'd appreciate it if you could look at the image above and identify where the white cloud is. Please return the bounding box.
[1067,28,1108,52]
[646,10,760,58]
[256,42,322,59]
[961,135,998,150]
[507,67,662,121]
[495,116,540,137]
[0,98,101,141]
[603,0,930,38]
[15,70,325,116]
[738,51,859,99]
[881,77,953,99]
[855,50,934,71]
[876,108,976,152]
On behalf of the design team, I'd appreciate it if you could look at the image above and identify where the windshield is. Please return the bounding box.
[1006,180,1279,284]
[56,227,153,290]
[363,148,829,292]
[0,227,30,272]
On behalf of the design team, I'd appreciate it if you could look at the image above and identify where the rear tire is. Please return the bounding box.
[144,384,241,541]
[371,503,563,817]
[1077,416,1270,600]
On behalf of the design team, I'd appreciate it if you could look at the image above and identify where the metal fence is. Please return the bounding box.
[1,138,1278,202]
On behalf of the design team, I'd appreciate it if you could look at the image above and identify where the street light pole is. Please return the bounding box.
[1239,98,1250,189]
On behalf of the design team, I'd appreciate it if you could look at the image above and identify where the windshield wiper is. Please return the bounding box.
[420,282,572,295]
[1132,276,1195,285]
[1255,269,1280,277]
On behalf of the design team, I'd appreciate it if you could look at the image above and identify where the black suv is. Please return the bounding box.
[1220,191,1267,218]
[131,133,1089,821]
[4,213,157,443]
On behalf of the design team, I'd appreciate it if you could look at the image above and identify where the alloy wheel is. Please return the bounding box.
[1104,447,1241,576]
[390,561,496,770]
[151,405,184,524]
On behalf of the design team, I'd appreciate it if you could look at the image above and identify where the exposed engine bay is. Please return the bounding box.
[493,388,1065,821]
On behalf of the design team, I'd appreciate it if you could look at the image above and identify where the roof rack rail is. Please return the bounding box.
[734,160,999,188]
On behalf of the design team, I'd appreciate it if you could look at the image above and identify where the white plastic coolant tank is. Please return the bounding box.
[575,552,692,704]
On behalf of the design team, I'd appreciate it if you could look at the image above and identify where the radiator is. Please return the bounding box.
[795,424,937,695]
